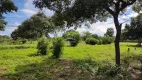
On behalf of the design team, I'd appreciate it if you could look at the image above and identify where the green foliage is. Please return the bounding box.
[11,12,55,39]
[52,37,64,58]
[0,0,17,31]
[0,42,142,79]
[0,35,11,44]
[98,39,102,45]
[63,30,80,46]
[85,38,99,45]
[82,31,92,41]
[97,65,132,80]
[104,28,114,37]
[0,19,7,31]
[124,14,142,40]
[102,37,114,44]
[33,0,141,66]
[92,34,99,39]
[37,37,49,55]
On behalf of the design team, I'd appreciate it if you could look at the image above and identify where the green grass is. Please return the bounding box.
[0,42,142,80]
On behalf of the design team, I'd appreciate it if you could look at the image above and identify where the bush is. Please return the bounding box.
[37,37,49,55]
[98,39,102,45]
[63,30,81,46]
[85,38,99,45]
[52,37,64,58]
[102,37,114,44]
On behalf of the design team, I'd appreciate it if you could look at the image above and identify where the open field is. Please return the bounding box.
[0,42,142,80]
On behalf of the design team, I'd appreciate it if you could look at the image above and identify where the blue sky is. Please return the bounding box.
[0,0,139,36]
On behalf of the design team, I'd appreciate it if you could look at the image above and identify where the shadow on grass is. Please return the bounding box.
[0,46,31,50]
[2,58,99,80]
[28,53,41,57]
[2,57,140,80]
[127,45,142,48]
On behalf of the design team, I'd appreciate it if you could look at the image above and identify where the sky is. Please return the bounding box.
[0,0,139,36]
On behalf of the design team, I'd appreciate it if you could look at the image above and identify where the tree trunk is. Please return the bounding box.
[137,38,141,47]
[115,28,121,66]
[113,14,121,66]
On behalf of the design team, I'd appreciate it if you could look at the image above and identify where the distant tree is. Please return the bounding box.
[11,12,55,40]
[104,28,114,37]
[0,0,17,31]
[82,31,92,41]
[121,24,130,41]
[33,0,142,65]
[92,34,99,39]
[125,14,142,46]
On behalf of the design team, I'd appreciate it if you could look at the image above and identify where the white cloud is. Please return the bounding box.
[21,0,54,17]
[77,20,116,36]
[21,9,37,16]
[14,22,20,26]
[0,26,18,36]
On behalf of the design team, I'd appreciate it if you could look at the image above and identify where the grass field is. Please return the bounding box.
[0,42,142,80]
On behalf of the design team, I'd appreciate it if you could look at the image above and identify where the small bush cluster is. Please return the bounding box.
[37,37,49,55]
[102,37,114,44]
[52,37,64,58]
[85,37,114,45]
[85,38,99,45]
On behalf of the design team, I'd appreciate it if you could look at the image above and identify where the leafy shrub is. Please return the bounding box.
[98,39,102,45]
[85,38,99,45]
[37,37,49,55]
[63,30,80,46]
[52,37,64,58]
[67,38,78,46]
[102,37,114,44]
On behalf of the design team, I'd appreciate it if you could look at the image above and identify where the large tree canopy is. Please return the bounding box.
[33,0,142,66]
[0,0,18,31]
[11,12,55,40]
[122,13,142,46]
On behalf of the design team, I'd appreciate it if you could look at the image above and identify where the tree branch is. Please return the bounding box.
[119,0,136,11]
[105,7,114,16]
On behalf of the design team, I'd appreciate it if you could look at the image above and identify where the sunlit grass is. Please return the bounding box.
[0,42,141,79]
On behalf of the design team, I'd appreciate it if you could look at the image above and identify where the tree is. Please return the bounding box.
[63,30,80,46]
[33,0,142,66]
[92,34,99,39]
[0,0,17,30]
[82,31,92,41]
[11,12,55,40]
[104,28,114,37]
[124,14,142,46]
[121,24,130,41]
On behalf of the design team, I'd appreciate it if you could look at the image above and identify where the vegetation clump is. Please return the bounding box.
[52,37,64,58]
[85,38,99,45]
[63,30,80,46]
[102,37,114,44]
[37,36,49,55]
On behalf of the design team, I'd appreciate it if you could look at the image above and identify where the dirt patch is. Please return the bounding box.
[0,77,7,80]
[0,69,7,73]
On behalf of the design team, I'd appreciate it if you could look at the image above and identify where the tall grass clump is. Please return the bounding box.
[52,37,64,58]
[37,36,49,55]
